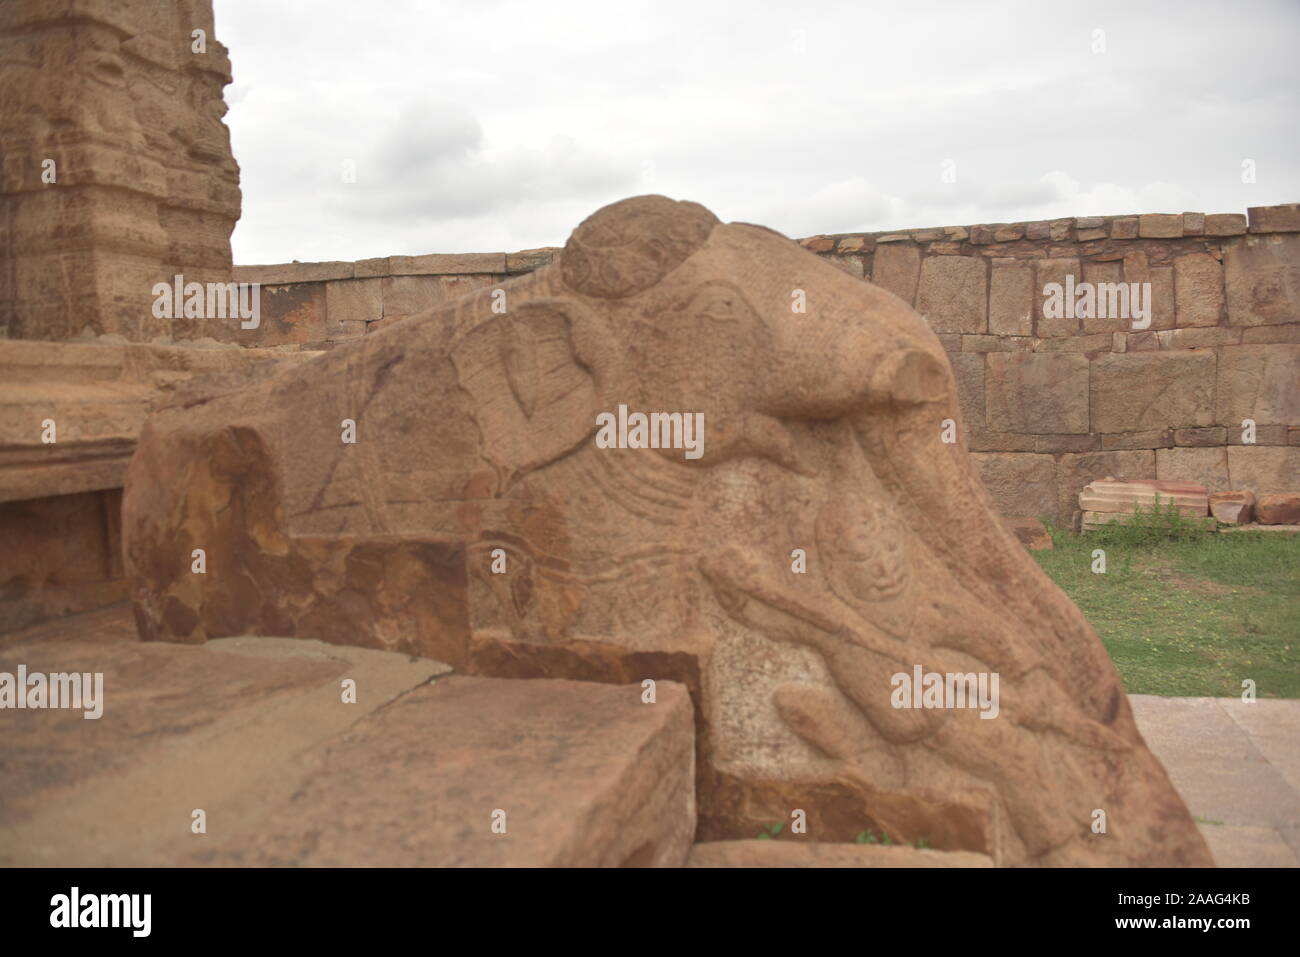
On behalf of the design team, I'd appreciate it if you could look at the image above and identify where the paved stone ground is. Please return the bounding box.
[2,604,1295,867]
[1130,694,1300,868]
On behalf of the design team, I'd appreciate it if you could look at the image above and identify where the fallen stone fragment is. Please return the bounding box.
[1256,493,1300,525]
[1209,491,1255,525]
[1079,478,1209,518]
[1004,516,1053,550]
[686,841,992,868]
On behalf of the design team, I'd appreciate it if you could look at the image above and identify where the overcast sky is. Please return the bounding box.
[215,0,1300,266]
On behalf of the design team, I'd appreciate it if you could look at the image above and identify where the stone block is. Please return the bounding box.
[1215,344,1300,427]
[1139,214,1183,238]
[1056,451,1157,527]
[1209,491,1254,525]
[870,244,921,304]
[970,452,1057,519]
[1204,214,1247,237]
[986,353,1089,434]
[916,255,987,334]
[324,278,383,325]
[1156,447,1230,492]
[1247,204,1300,234]
[1081,261,1127,333]
[1223,234,1300,327]
[1227,446,1300,495]
[1172,253,1224,327]
[1035,258,1082,337]
[1090,351,1216,432]
[1256,493,1300,524]
[950,353,985,432]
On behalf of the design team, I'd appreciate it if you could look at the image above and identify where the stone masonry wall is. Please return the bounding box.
[234,204,1300,527]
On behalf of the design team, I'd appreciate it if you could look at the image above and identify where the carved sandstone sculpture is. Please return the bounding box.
[123,196,1213,866]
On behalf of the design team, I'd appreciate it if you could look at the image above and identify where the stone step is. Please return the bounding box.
[686,841,992,867]
[0,607,695,867]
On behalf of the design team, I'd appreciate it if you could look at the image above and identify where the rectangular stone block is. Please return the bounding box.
[380,274,496,320]
[1224,234,1300,327]
[1240,323,1300,344]
[916,255,987,334]
[1215,344,1300,427]
[1080,478,1209,516]
[1033,333,1113,353]
[870,244,921,305]
[1175,427,1227,447]
[960,335,1033,352]
[970,452,1058,519]
[1127,327,1241,351]
[1140,214,1183,238]
[986,352,1089,434]
[1110,217,1139,239]
[1081,261,1127,333]
[967,431,1038,452]
[1035,258,1082,337]
[1035,433,1100,453]
[1101,429,1174,450]
[1157,447,1230,492]
[950,353,985,432]
[1182,212,1205,236]
[1204,214,1247,237]
[324,278,383,325]
[1228,446,1300,494]
[1248,204,1300,233]
[1056,450,1157,528]
[1090,351,1216,432]
[1228,424,1287,445]
[505,248,557,273]
[389,252,507,276]
[1172,252,1225,327]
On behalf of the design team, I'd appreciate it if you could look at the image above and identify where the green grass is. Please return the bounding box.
[1032,504,1300,698]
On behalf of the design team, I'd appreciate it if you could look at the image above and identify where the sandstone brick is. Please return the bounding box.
[970,452,1057,519]
[505,248,557,273]
[1035,433,1100,453]
[1204,214,1247,237]
[993,226,1023,242]
[1112,332,1128,352]
[1101,429,1174,450]
[380,274,497,320]
[1127,327,1241,351]
[1172,252,1224,327]
[247,282,328,346]
[1215,344,1300,427]
[928,242,963,255]
[876,233,910,243]
[390,252,506,276]
[970,225,996,245]
[1024,222,1050,241]
[988,262,1034,337]
[916,255,987,334]
[1080,478,1209,517]
[234,261,354,285]
[1182,212,1205,236]
[824,254,865,278]
[353,257,392,278]
[1209,490,1254,524]
[1227,446,1300,495]
[800,236,834,252]
[1223,234,1300,327]
[1110,217,1139,239]
[1247,204,1300,234]
[1034,333,1113,353]
[950,353,985,432]
[1035,258,1082,337]
[910,228,945,242]
[1156,447,1230,493]
[324,278,382,325]
[1240,323,1300,344]
[835,236,870,254]
[944,226,969,241]
[1075,217,1104,230]
[1090,351,1216,432]
[1175,427,1227,447]
[1228,423,1287,445]
[1056,451,1157,527]
[1081,261,1127,333]
[1049,220,1072,241]
[986,352,1089,433]
[1076,228,1106,242]
[967,431,1038,452]
[870,244,921,304]
[1256,493,1300,524]
[1148,266,1176,330]
[1139,214,1183,238]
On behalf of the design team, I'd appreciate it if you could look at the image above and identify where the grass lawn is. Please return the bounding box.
[1032,516,1300,698]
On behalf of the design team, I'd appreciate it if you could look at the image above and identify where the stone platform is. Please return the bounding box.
[1,605,1294,867]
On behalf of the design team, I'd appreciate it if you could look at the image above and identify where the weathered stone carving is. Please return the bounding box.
[124,195,1213,866]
